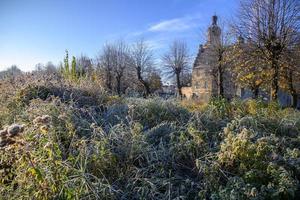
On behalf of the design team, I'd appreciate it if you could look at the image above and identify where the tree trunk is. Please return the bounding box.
[251,87,259,99]
[291,93,298,109]
[288,70,297,108]
[176,73,182,99]
[106,70,112,92]
[219,66,224,97]
[142,82,151,98]
[217,52,224,98]
[271,57,279,101]
[137,67,150,97]
[116,75,122,96]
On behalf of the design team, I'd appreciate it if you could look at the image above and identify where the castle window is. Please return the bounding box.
[196,69,200,76]
[195,82,200,89]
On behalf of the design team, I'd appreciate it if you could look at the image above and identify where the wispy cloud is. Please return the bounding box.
[145,39,167,50]
[149,18,191,32]
[123,13,204,57]
[148,15,202,32]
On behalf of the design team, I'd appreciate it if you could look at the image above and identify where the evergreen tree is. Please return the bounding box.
[71,56,77,79]
[64,50,69,76]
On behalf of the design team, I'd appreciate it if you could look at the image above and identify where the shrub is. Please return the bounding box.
[197,119,300,199]
[1,74,300,199]
[127,97,191,129]
[208,97,231,119]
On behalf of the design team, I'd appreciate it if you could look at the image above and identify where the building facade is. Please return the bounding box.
[181,15,300,108]
[182,15,236,102]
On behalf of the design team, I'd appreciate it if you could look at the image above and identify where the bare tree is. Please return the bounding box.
[0,65,22,79]
[180,71,192,87]
[35,63,45,71]
[234,0,300,101]
[113,41,131,96]
[97,41,134,95]
[44,62,57,74]
[77,55,93,77]
[162,40,190,98]
[97,44,115,92]
[131,39,154,97]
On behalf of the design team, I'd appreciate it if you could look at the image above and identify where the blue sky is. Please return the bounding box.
[0,0,238,71]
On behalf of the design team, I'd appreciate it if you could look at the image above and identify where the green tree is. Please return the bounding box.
[71,56,77,79]
[64,50,69,76]
[234,0,300,101]
[231,38,270,99]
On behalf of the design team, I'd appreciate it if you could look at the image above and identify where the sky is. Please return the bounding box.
[0,0,238,71]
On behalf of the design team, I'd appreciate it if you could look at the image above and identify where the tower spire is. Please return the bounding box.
[206,14,221,46]
[212,15,218,25]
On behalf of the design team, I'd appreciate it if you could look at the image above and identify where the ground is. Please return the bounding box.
[0,75,300,199]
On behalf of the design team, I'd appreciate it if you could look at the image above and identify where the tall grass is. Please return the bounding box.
[0,75,300,199]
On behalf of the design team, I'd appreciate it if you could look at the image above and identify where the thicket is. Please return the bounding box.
[0,76,299,199]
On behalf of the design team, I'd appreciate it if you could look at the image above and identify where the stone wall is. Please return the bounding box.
[181,87,193,99]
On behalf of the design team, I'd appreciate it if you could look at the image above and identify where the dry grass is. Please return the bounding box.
[0,74,300,199]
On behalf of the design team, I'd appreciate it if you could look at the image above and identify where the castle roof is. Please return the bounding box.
[193,15,221,69]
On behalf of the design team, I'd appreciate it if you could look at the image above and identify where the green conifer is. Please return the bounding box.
[71,56,77,79]
[64,50,69,76]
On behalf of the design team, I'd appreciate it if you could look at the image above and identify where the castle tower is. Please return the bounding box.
[190,15,222,102]
[207,15,221,47]
[181,15,239,101]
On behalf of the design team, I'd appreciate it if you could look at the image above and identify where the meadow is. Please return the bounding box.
[0,74,299,200]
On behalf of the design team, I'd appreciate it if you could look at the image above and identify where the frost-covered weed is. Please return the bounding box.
[0,76,300,199]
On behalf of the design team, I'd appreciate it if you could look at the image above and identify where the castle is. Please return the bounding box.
[181,15,300,108]
[182,15,236,102]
